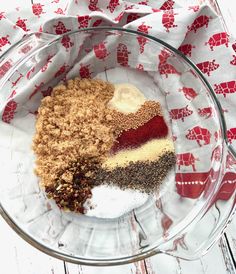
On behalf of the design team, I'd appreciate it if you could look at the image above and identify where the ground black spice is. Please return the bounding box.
[94,151,176,193]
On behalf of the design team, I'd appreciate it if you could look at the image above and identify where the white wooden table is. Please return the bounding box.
[0,215,235,274]
[0,0,236,273]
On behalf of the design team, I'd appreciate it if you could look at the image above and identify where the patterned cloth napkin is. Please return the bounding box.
[0,0,235,200]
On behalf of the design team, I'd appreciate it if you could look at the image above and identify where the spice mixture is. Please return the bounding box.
[95,152,176,193]
[111,101,164,132]
[104,138,174,169]
[33,78,117,212]
[33,79,175,213]
[111,115,169,153]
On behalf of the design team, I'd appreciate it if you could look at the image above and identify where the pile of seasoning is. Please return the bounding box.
[33,78,118,213]
[111,114,169,153]
[95,152,175,193]
[33,79,175,213]
[94,83,175,193]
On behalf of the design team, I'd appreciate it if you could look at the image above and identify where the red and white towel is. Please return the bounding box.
[0,0,235,200]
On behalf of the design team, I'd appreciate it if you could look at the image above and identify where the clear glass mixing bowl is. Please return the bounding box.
[0,27,235,265]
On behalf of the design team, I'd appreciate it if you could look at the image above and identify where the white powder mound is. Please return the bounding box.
[108,83,146,114]
[84,185,149,218]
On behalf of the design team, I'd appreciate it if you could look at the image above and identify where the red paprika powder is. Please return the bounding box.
[111,115,168,153]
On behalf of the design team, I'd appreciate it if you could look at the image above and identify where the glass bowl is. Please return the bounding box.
[0,27,235,266]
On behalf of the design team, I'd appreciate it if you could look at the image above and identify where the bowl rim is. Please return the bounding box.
[0,26,235,266]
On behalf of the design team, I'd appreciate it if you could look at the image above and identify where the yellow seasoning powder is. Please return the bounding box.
[102,138,174,170]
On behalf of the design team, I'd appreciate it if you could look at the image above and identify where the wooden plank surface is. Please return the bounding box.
[213,0,236,37]
[0,214,235,274]
[64,218,236,274]
[0,217,65,274]
[224,217,236,269]
[0,0,236,273]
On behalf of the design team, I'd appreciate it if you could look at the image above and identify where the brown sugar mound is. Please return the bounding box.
[32,78,117,211]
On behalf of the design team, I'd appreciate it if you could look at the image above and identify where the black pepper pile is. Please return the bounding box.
[94,152,176,193]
